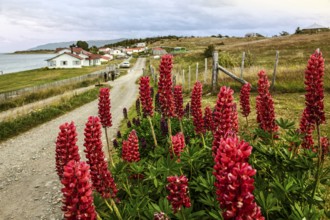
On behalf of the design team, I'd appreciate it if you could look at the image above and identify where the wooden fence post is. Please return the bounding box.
[196,62,199,82]
[212,51,219,93]
[271,51,279,91]
[182,69,185,90]
[240,51,245,79]
[204,58,207,84]
[188,66,191,91]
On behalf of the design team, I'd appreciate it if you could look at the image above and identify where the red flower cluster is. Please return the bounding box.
[213,137,264,220]
[321,137,329,162]
[204,106,215,132]
[83,116,118,199]
[239,83,251,118]
[139,76,154,117]
[61,160,96,220]
[171,132,185,160]
[98,87,112,128]
[166,175,191,213]
[256,70,278,133]
[299,109,315,149]
[55,122,80,180]
[158,54,175,118]
[304,50,325,125]
[121,130,140,162]
[213,86,236,139]
[174,85,184,119]
[153,212,169,220]
[191,81,205,134]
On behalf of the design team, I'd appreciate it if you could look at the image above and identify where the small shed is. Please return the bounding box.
[301,23,329,34]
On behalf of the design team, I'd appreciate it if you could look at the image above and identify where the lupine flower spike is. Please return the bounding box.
[122,130,140,162]
[166,175,191,213]
[98,87,113,163]
[256,70,278,135]
[61,160,97,220]
[171,132,185,161]
[55,122,80,180]
[139,76,158,147]
[239,83,251,126]
[158,55,175,148]
[213,137,265,220]
[84,116,118,198]
[212,86,236,156]
[204,106,215,132]
[191,81,206,146]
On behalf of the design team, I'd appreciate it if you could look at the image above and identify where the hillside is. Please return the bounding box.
[28,38,126,50]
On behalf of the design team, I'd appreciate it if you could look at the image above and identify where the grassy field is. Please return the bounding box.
[148,32,330,93]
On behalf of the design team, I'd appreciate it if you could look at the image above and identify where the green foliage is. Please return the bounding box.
[218,52,238,68]
[204,45,215,58]
[0,88,100,142]
[76,40,89,50]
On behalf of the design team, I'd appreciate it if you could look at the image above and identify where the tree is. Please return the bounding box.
[204,45,215,58]
[279,31,289,36]
[295,27,302,34]
[76,40,89,51]
[89,45,98,54]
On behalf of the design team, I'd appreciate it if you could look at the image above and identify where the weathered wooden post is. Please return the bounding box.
[196,62,199,82]
[204,58,207,84]
[173,75,176,88]
[182,69,185,87]
[271,51,279,91]
[212,51,219,93]
[240,52,245,79]
[188,66,191,91]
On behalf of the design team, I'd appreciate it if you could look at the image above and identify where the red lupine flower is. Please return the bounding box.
[299,108,315,149]
[232,103,239,133]
[321,137,329,162]
[204,106,215,132]
[98,87,112,128]
[174,85,184,119]
[158,54,175,118]
[154,212,169,220]
[213,137,264,220]
[304,50,325,126]
[61,160,96,220]
[191,81,205,134]
[55,122,80,180]
[122,130,140,162]
[256,70,278,133]
[213,86,236,139]
[171,132,185,161]
[139,76,154,117]
[83,116,118,199]
[240,83,251,118]
[166,175,191,213]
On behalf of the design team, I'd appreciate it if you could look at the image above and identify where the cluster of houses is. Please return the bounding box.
[46,42,149,69]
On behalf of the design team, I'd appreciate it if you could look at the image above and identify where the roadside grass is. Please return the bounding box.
[0,78,100,112]
[0,86,105,143]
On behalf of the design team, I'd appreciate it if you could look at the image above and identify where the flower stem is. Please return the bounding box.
[167,118,174,154]
[201,133,206,148]
[148,116,158,148]
[105,198,122,220]
[311,123,322,207]
[104,127,115,168]
[245,116,249,127]
[179,119,184,134]
[180,209,186,220]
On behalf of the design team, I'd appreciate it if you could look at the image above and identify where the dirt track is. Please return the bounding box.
[0,58,146,219]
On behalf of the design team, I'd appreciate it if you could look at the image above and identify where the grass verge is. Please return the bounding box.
[0,87,104,143]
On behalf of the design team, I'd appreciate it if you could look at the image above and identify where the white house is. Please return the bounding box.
[46,53,83,69]
[99,47,111,54]
[136,42,146,47]
[55,48,71,54]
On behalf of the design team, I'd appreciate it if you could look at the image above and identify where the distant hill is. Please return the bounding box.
[28,39,127,50]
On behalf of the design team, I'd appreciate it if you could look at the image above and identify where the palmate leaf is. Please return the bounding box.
[276,118,295,129]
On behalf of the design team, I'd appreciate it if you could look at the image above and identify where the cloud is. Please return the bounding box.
[0,0,330,52]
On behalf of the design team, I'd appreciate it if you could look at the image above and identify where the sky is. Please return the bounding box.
[0,0,330,52]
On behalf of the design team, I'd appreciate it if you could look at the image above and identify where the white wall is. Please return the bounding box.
[57,49,71,54]
[47,54,82,69]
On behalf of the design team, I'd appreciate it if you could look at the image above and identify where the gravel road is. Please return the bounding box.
[0,58,146,219]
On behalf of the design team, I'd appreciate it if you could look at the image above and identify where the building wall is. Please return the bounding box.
[47,54,82,69]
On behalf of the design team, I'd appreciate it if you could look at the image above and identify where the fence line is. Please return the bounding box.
[0,69,106,101]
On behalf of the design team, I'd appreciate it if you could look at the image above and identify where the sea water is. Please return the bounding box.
[0,53,55,75]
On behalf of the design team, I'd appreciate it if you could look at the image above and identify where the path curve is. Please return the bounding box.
[0,58,146,220]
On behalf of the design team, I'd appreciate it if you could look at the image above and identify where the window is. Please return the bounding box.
[73,61,80,65]
[49,61,56,66]
[60,61,67,66]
